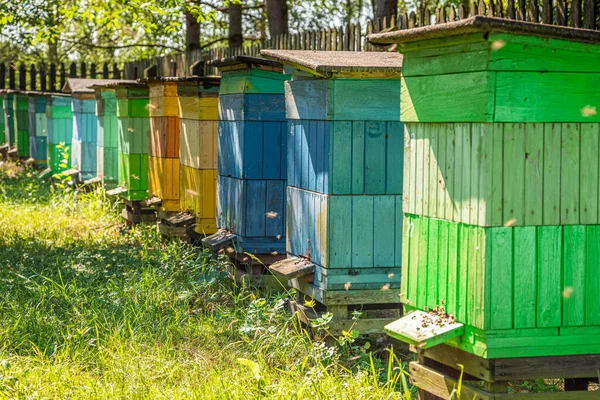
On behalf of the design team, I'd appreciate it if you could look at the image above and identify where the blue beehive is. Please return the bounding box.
[28,92,48,167]
[204,56,290,255]
[262,50,404,324]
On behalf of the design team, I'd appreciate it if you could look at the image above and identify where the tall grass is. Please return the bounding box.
[0,164,412,399]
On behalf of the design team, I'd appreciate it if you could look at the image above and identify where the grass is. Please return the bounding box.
[0,164,412,399]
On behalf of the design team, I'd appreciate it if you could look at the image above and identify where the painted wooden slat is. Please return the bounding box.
[562,225,586,327]
[422,125,430,218]
[351,196,374,267]
[330,79,401,121]
[524,123,544,225]
[285,79,328,120]
[444,124,455,221]
[580,124,599,224]
[426,218,439,309]
[219,94,286,121]
[351,121,365,194]
[149,116,179,158]
[428,123,438,219]
[179,97,219,121]
[180,119,218,170]
[402,125,412,214]
[417,215,429,312]
[373,195,396,267]
[327,195,352,268]
[513,227,537,329]
[365,121,387,194]
[585,225,600,325]
[489,227,513,330]
[536,226,562,328]
[331,121,352,194]
[560,123,581,225]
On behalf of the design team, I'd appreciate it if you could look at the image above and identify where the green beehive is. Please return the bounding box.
[2,91,16,148]
[114,82,150,201]
[46,94,73,174]
[92,85,119,188]
[28,92,49,167]
[0,90,6,146]
[13,92,30,158]
[370,17,600,359]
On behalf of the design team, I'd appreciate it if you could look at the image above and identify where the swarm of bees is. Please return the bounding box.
[413,304,456,330]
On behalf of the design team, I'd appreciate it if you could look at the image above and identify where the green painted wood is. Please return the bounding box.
[404,122,600,227]
[219,75,287,95]
[118,152,149,200]
[403,214,600,358]
[514,227,537,329]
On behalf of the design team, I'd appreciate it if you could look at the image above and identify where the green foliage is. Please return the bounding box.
[0,170,412,399]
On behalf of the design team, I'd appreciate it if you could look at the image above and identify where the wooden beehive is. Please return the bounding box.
[176,76,220,233]
[46,94,73,174]
[203,56,289,254]
[262,50,404,308]
[0,91,7,146]
[144,78,182,211]
[12,91,30,158]
[370,16,600,359]
[2,91,16,148]
[92,81,135,188]
[28,92,48,167]
[113,82,150,201]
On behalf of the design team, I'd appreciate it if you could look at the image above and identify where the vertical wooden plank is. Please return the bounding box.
[437,220,449,307]
[328,195,352,268]
[580,124,598,224]
[453,123,464,222]
[570,0,582,27]
[365,121,387,194]
[387,122,404,195]
[331,121,352,194]
[485,123,501,226]
[351,121,365,194]
[513,227,537,328]
[428,124,438,218]
[265,180,284,237]
[489,227,513,330]
[583,0,595,29]
[543,124,561,225]
[416,216,429,309]
[446,221,459,318]
[351,196,374,267]
[415,124,424,216]
[400,215,411,304]
[585,225,600,325]
[243,121,264,179]
[407,124,418,215]
[373,196,396,267]
[562,225,586,327]
[524,123,544,226]
[263,121,282,180]
[406,215,419,305]
[468,227,485,329]
[422,125,430,217]
[560,123,580,225]
[457,223,469,323]
[470,122,481,225]
[444,124,456,221]
[307,120,317,190]
[435,124,447,219]
[460,123,472,224]
[503,123,525,226]
[427,218,440,309]
[246,180,267,237]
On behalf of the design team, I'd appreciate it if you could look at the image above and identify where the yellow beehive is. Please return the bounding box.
[177,77,220,233]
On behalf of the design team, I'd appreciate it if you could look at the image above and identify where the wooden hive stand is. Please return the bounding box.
[202,56,290,286]
[261,49,405,335]
[368,16,600,398]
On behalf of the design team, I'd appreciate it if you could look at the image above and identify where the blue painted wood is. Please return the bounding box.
[310,264,401,291]
[218,120,287,180]
[72,98,97,114]
[217,175,286,253]
[218,94,286,121]
[287,120,403,195]
[287,186,403,269]
[31,136,47,163]
[73,112,98,142]
[285,79,401,121]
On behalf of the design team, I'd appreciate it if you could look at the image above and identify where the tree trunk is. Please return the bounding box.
[373,0,398,21]
[48,41,58,65]
[228,3,243,48]
[265,0,289,37]
[185,11,201,52]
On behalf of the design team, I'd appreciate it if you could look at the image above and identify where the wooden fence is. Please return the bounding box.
[2,0,598,91]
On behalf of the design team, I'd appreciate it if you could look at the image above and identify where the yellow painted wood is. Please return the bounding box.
[148,156,180,211]
[180,164,217,233]
[179,119,218,169]
[178,97,218,121]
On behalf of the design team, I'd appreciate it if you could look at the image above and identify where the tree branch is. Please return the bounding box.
[58,38,184,53]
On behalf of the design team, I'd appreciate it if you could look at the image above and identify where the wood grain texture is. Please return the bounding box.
[288,120,403,195]
[219,69,288,95]
[118,151,149,200]
[285,78,401,121]
[219,94,286,121]
[180,119,218,170]
[287,186,402,270]
[148,156,180,210]
[404,122,600,227]
[178,97,218,121]
[118,117,150,155]
[403,214,600,359]
[217,175,286,252]
[218,120,287,180]
[149,116,179,158]
[180,165,217,232]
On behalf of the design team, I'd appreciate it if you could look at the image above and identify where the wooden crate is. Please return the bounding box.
[27,94,48,167]
[369,17,600,358]
[13,92,30,158]
[262,50,404,315]
[46,95,73,175]
[204,56,289,255]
